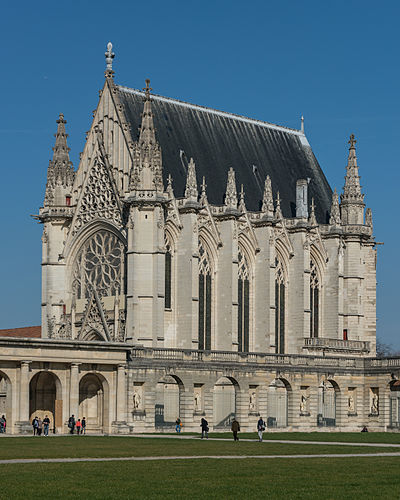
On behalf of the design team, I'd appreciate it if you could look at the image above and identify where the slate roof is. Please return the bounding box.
[0,326,41,338]
[118,86,332,222]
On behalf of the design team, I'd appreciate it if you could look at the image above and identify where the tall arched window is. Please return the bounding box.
[165,236,172,309]
[275,257,286,354]
[310,258,320,338]
[198,239,212,350]
[238,248,250,352]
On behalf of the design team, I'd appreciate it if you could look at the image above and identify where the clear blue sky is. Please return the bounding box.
[1,0,399,347]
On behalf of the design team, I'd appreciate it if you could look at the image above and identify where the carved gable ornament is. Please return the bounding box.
[79,288,110,341]
[69,151,123,238]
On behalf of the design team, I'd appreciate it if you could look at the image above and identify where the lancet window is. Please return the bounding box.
[198,239,212,350]
[165,236,172,309]
[310,258,320,338]
[72,230,125,299]
[275,257,286,354]
[238,248,250,352]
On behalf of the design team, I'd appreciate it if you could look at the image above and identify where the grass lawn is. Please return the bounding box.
[1,456,400,499]
[0,436,399,460]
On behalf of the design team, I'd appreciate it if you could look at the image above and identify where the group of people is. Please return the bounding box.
[0,415,6,433]
[67,415,86,434]
[199,416,266,441]
[31,415,51,436]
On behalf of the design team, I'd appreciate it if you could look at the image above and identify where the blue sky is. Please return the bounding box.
[1,0,399,347]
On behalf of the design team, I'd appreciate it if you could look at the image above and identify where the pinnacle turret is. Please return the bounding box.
[224,167,238,210]
[309,198,317,226]
[44,114,75,207]
[340,134,365,225]
[329,188,341,226]
[261,175,274,216]
[238,184,246,212]
[275,192,282,219]
[184,158,198,202]
[138,79,157,147]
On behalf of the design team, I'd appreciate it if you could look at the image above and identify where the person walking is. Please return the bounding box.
[76,419,82,435]
[231,418,240,441]
[175,418,182,433]
[200,417,209,439]
[0,415,5,434]
[37,417,43,436]
[68,414,76,434]
[32,416,39,436]
[43,415,50,436]
[81,417,86,435]
[257,416,266,442]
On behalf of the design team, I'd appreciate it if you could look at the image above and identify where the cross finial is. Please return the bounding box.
[105,42,115,73]
[144,79,152,100]
[348,133,356,149]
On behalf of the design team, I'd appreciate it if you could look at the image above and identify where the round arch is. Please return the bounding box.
[29,371,62,434]
[155,374,184,429]
[0,371,12,433]
[267,377,292,428]
[213,376,239,429]
[79,372,109,433]
[317,379,338,427]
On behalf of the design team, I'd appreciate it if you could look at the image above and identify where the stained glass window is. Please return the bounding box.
[198,240,212,350]
[238,249,250,352]
[275,257,286,354]
[310,258,320,338]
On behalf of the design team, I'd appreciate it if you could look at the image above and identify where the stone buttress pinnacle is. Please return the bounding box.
[224,167,238,209]
[329,188,341,226]
[341,134,364,204]
[184,158,198,201]
[261,175,274,216]
[138,79,157,148]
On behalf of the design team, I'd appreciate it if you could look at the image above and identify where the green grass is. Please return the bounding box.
[0,436,399,460]
[1,457,400,499]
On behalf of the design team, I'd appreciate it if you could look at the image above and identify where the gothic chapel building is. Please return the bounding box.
[1,44,399,434]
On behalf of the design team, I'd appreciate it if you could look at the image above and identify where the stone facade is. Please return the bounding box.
[1,44,397,434]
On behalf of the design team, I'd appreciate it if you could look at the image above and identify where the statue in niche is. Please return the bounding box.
[300,394,308,413]
[249,391,257,411]
[348,395,355,413]
[133,391,141,410]
[194,391,201,411]
[371,391,379,415]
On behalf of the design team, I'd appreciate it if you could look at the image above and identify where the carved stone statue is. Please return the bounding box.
[348,395,355,413]
[194,391,201,411]
[133,391,141,410]
[300,394,307,413]
[249,391,257,411]
[371,391,379,415]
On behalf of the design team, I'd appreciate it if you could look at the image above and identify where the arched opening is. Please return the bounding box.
[155,375,182,429]
[267,378,290,428]
[79,373,107,433]
[275,256,287,354]
[213,377,237,429]
[317,380,337,427]
[238,247,250,353]
[389,380,400,428]
[0,371,11,433]
[198,238,213,350]
[29,371,61,434]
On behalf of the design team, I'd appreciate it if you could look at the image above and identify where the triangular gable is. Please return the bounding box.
[79,288,110,341]
[68,134,123,240]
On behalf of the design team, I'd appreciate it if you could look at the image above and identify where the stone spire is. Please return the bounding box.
[224,167,238,210]
[329,188,341,226]
[340,134,365,225]
[44,114,75,206]
[105,42,115,78]
[309,198,317,226]
[130,79,163,192]
[238,184,246,212]
[275,192,282,219]
[184,158,198,202]
[261,175,274,216]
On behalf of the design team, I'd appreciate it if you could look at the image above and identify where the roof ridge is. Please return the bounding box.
[117,85,305,137]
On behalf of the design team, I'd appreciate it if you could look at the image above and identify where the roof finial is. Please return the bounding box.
[200,176,208,205]
[238,184,246,212]
[105,42,115,76]
[275,191,283,219]
[301,115,305,134]
[348,133,356,149]
[309,197,317,225]
[144,78,152,101]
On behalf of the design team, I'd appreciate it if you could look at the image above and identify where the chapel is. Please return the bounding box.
[0,44,398,434]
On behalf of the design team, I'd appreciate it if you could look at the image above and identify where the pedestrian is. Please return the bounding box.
[175,417,181,433]
[68,414,76,434]
[82,417,86,435]
[231,418,240,441]
[32,416,39,436]
[257,416,266,442]
[37,417,43,436]
[0,415,5,434]
[200,417,209,439]
[361,426,369,432]
[43,415,50,436]
[76,419,82,435]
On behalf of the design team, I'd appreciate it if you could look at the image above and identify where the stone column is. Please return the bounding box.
[69,363,80,419]
[116,364,126,423]
[17,361,32,433]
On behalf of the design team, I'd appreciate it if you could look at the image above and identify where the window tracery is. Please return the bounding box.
[165,234,173,309]
[275,256,286,354]
[72,230,125,299]
[310,257,320,338]
[198,239,212,350]
[238,248,250,352]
